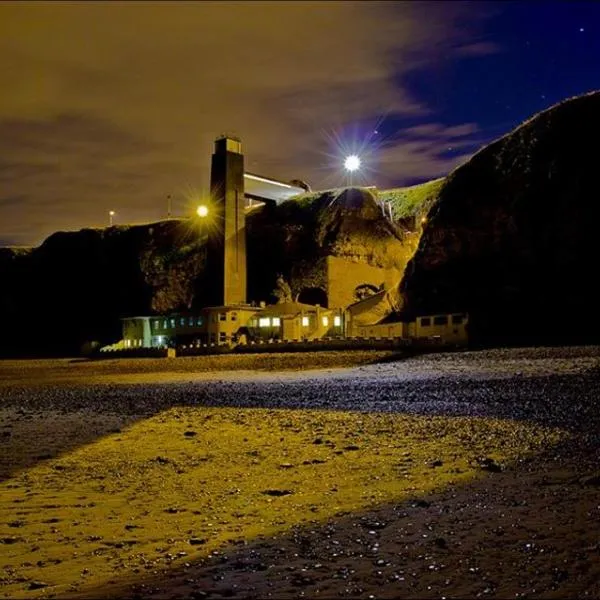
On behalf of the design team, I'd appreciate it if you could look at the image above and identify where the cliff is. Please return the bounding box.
[0,188,414,355]
[247,187,415,304]
[400,90,600,344]
[0,221,207,356]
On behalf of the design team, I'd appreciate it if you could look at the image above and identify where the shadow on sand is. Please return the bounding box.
[63,436,600,600]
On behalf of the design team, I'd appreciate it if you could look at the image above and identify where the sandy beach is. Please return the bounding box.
[1,347,599,599]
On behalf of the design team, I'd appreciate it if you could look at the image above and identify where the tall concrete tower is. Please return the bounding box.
[207,135,247,306]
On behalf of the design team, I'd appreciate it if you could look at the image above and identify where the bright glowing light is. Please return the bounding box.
[344,155,361,172]
[196,205,209,218]
[109,210,115,216]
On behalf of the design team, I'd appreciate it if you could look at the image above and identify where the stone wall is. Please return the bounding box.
[326,255,401,309]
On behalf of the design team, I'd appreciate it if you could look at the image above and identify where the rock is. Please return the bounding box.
[28,581,49,590]
[1,536,23,544]
[189,538,207,546]
[260,489,294,497]
[579,473,600,486]
[476,457,503,473]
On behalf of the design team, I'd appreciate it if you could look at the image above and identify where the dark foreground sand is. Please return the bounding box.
[1,347,599,599]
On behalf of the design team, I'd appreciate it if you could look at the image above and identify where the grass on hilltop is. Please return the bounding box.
[377,178,444,220]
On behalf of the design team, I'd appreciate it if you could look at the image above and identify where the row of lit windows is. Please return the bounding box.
[124,339,144,348]
[258,317,281,327]
[257,315,342,328]
[150,313,244,330]
[153,317,204,330]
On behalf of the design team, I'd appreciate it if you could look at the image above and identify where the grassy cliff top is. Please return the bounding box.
[377,178,445,220]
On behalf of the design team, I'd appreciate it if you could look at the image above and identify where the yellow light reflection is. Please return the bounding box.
[0,407,567,598]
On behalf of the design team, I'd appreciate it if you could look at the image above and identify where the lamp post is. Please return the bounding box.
[109,210,115,226]
[344,155,361,186]
[196,204,209,218]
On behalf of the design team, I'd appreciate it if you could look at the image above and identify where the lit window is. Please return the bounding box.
[197,317,203,326]
[189,317,194,326]
[302,316,309,327]
[180,318,185,326]
[259,317,270,327]
[163,320,168,329]
[272,317,281,327]
[322,316,329,327]
[153,321,158,330]
[170,318,175,328]
[334,315,341,327]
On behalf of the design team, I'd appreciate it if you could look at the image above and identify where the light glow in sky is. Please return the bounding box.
[344,155,361,172]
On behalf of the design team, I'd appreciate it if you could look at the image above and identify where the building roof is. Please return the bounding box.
[203,305,262,312]
[260,301,326,317]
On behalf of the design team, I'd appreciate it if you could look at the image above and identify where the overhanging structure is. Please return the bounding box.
[243,172,306,205]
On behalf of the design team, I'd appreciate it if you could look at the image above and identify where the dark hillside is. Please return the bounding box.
[400,91,600,344]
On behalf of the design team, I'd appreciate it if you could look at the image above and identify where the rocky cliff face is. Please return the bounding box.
[0,221,207,356]
[247,187,415,304]
[400,91,600,344]
[0,187,414,355]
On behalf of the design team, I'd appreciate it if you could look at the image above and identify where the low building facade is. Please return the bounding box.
[246,301,344,342]
[122,305,260,349]
[350,312,469,346]
[120,308,468,350]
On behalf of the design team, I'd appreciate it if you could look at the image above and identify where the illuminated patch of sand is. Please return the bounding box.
[0,408,567,598]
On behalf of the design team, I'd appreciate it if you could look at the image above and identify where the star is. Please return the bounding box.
[579,27,585,32]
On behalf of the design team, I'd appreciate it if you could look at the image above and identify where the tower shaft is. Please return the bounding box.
[208,136,246,306]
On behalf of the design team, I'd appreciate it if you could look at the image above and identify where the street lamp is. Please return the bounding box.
[109,210,115,226]
[344,155,361,186]
[344,155,361,172]
[196,204,209,218]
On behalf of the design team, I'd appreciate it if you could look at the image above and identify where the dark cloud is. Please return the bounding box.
[0,1,492,245]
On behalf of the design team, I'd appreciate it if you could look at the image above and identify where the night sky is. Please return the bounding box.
[1,1,598,246]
